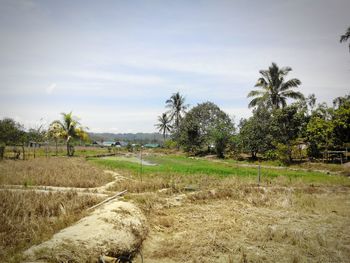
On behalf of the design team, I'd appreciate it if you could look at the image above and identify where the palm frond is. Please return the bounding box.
[248,97,264,108]
[280,78,301,91]
[281,90,304,100]
[254,78,268,88]
[247,90,265,98]
[340,27,350,43]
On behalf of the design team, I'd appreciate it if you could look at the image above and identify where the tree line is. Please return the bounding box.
[156,62,350,163]
[0,112,88,159]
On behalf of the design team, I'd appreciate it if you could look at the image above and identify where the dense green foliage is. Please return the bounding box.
[0,118,25,146]
[239,107,273,159]
[178,102,235,157]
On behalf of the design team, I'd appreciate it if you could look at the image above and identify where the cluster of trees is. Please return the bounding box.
[156,92,235,157]
[0,112,88,159]
[157,62,350,163]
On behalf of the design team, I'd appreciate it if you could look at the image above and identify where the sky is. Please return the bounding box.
[0,0,349,133]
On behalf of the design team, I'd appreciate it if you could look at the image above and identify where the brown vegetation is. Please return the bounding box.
[0,190,104,262]
[0,157,113,187]
[122,176,350,262]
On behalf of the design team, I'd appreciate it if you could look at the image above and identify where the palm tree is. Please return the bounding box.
[155,113,173,141]
[165,92,188,130]
[340,26,350,52]
[248,62,304,110]
[50,112,88,156]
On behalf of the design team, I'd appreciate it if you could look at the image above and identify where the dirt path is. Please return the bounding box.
[0,170,128,195]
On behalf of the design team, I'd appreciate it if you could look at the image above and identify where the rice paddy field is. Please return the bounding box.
[1,152,350,262]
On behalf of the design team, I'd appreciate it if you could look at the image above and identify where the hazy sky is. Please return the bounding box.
[0,0,349,133]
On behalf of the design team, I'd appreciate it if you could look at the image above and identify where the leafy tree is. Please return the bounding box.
[270,105,306,163]
[306,116,334,157]
[166,92,188,131]
[47,122,63,155]
[50,112,88,156]
[332,96,350,146]
[239,107,273,159]
[333,94,350,109]
[155,113,173,142]
[248,62,304,110]
[0,118,25,145]
[0,118,26,160]
[340,26,350,52]
[179,102,235,157]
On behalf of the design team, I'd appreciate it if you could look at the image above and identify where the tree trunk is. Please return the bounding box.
[0,146,4,160]
[55,139,58,156]
[22,144,25,160]
[287,143,292,163]
[251,151,257,160]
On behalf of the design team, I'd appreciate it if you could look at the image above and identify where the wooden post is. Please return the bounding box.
[45,142,48,158]
[258,164,261,186]
[140,146,143,182]
[346,147,348,162]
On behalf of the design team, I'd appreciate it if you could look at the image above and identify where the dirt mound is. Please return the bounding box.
[23,200,148,262]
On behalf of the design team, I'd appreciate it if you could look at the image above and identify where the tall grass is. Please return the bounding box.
[0,190,103,262]
[0,157,114,187]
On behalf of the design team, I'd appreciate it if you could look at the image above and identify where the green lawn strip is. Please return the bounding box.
[88,154,349,185]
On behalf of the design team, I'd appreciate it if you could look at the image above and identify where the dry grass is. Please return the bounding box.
[0,157,114,187]
[0,190,104,262]
[120,176,350,263]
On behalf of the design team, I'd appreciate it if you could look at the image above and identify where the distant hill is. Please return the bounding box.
[89,132,163,144]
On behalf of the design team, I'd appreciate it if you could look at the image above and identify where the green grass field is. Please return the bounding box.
[89,154,350,185]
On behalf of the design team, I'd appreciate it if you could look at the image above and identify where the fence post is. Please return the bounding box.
[258,164,261,186]
[140,145,143,182]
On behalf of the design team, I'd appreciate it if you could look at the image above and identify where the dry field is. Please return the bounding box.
[0,190,104,262]
[127,179,350,263]
[1,155,350,262]
[0,157,112,262]
[0,157,113,187]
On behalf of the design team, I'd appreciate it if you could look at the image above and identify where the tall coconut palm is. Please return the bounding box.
[50,112,88,156]
[155,113,173,141]
[340,26,350,52]
[248,62,304,110]
[165,92,188,130]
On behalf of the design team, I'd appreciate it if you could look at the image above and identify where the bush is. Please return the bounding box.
[263,150,278,160]
[164,139,177,149]
[275,143,291,164]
